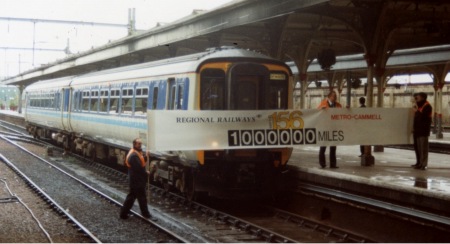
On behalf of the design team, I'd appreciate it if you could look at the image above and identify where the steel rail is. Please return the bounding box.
[0,178,54,243]
[0,121,28,135]
[1,135,189,243]
[297,182,450,230]
[0,120,297,243]
[0,153,101,243]
[151,187,298,243]
[270,207,372,242]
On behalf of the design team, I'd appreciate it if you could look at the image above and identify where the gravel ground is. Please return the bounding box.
[0,157,90,243]
[1,132,339,243]
[0,138,178,243]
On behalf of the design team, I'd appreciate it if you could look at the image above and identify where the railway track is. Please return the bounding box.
[296,182,450,230]
[2,117,450,242]
[284,181,450,242]
[0,134,188,243]
[0,154,101,243]
[4,135,311,242]
[0,122,363,242]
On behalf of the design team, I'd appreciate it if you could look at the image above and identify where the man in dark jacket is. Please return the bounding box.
[120,138,153,219]
[359,97,366,157]
[411,92,432,170]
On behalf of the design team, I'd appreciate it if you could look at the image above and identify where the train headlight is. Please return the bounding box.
[211,141,219,148]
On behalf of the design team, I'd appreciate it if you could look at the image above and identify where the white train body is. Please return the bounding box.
[24,48,293,198]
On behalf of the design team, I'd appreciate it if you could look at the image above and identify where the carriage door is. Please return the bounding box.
[228,63,269,110]
[61,88,71,131]
[167,78,185,110]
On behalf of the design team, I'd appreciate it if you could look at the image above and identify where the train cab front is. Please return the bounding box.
[195,54,294,198]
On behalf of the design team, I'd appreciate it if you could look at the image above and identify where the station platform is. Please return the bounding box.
[0,109,23,118]
[0,110,25,127]
[288,144,450,215]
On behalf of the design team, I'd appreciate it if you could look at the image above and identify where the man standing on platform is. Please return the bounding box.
[120,138,154,220]
[318,91,342,168]
[359,97,366,157]
[411,92,432,170]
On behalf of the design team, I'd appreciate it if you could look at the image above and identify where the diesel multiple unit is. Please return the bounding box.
[24,47,294,198]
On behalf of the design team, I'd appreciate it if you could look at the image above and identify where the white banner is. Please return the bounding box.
[148,108,414,151]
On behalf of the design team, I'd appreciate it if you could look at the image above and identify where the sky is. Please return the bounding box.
[0,0,233,78]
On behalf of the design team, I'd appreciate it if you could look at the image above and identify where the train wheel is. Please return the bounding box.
[163,182,171,193]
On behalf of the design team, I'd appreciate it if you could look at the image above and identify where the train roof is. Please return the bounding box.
[26,47,290,89]
[25,76,75,92]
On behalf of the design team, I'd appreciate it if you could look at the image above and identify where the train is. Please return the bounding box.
[24,47,294,199]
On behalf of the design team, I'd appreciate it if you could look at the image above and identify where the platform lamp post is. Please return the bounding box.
[317,48,336,89]
[361,54,376,166]
[346,71,352,108]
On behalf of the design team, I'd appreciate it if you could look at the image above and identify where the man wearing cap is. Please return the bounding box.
[411,92,432,170]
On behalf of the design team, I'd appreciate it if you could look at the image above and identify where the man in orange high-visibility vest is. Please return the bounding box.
[411,92,432,170]
[318,91,342,169]
[120,138,154,220]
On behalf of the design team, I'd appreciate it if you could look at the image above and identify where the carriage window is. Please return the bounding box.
[121,88,134,114]
[152,87,159,109]
[99,90,108,112]
[200,69,225,110]
[167,78,176,110]
[90,91,98,112]
[169,86,176,109]
[135,88,148,116]
[44,93,51,109]
[49,93,54,109]
[177,84,184,109]
[72,91,77,111]
[82,91,90,111]
[110,89,120,114]
[55,92,60,110]
[76,91,82,112]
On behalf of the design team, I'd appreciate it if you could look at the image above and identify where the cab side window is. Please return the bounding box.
[200,69,225,110]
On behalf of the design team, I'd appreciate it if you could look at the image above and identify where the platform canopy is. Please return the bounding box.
[2,0,450,86]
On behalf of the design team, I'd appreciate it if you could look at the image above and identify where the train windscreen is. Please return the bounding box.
[200,69,226,110]
[229,63,288,110]
[200,63,288,110]
[234,75,260,110]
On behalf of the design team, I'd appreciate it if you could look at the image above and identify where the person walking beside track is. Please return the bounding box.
[318,91,342,169]
[411,92,432,170]
[120,138,155,220]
